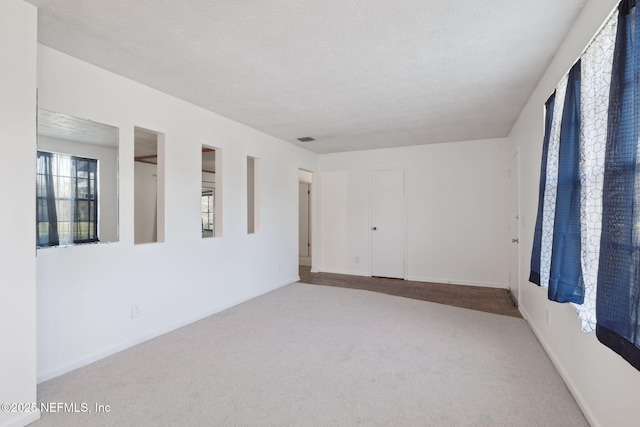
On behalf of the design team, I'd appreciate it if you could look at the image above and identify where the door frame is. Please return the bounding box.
[298,169,314,270]
[298,181,312,265]
[368,166,408,279]
[508,150,520,304]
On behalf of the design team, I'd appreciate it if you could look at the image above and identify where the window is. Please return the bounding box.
[36,151,98,247]
[530,2,640,371]
[201,190,214,237]
[201,146,220,238]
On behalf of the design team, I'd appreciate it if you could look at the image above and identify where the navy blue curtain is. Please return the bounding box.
[529,93,556,286]
[596,0,640,370]
[548,61,585,304]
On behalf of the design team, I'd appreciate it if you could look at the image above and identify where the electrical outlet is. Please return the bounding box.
[355,256,360,264]
[131,303,142,319]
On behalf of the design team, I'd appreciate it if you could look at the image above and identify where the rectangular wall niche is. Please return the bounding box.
[247,156,261,234]
[36,109,120,247]
[134,127,165,244]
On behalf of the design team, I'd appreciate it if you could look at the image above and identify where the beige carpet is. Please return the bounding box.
[32,283,588,426]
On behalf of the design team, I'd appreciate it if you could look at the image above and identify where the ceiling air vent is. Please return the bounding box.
[297,137,315,142]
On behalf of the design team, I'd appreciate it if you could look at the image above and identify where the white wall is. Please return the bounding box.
[317,138,509,288]
[35,45,317,382]
[0,1,40,426]
[134,161,159,244]
[38,135,118,243]
[510,1,640,426]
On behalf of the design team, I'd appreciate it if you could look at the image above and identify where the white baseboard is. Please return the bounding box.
[37,277,297,384]
[406,275,507,289]
[519,306,599,427]
[1,411,40,427]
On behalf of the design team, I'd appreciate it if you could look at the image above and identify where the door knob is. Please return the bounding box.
[512,238,519,243]
[372,227,377,230]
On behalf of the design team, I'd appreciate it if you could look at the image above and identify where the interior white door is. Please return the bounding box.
[508,152,520,304]
[298,182,310,259]
[370,169,405,279]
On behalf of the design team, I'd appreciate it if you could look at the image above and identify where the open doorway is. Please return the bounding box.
[298,170,312,266]
[508,151,520,305]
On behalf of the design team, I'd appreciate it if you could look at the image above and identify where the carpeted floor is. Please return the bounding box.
[32,283,587,426]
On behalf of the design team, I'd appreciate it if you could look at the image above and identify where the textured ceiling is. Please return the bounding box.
[28,0,587,154]
[38,108,118,148]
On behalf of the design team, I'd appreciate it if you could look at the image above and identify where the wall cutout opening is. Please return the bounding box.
[202,145,222,238]
[36,109,119,247]
[134,127,165,244]
[247,156,261,234]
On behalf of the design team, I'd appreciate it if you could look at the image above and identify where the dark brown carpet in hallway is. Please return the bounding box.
[298,266,522,318]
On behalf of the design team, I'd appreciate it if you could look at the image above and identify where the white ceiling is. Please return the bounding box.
[27,0,587,154]
[38,108,118,148]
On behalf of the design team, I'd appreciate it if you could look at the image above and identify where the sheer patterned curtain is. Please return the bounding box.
[575,12,617,332]
[52,153,77,246]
